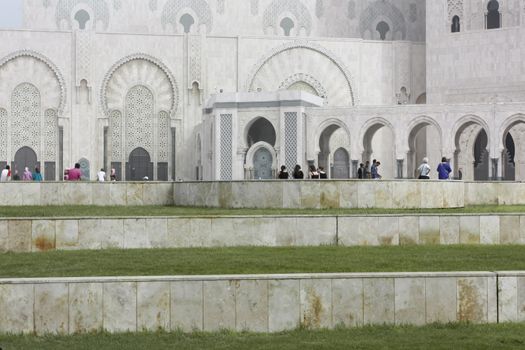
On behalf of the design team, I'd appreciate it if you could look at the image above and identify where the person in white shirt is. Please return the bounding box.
[0,165,11,182]
[97,168,106,182]
[417,157,431,180]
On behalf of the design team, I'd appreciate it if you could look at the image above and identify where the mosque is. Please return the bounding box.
[0,0,523,182]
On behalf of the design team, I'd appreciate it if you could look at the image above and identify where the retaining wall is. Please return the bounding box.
[1,214,524,253]
[0,272,497,335]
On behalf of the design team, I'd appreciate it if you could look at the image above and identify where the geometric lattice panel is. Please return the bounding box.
[110,110,122,160]
[43,109,58,161]
[125,85,154,157]
[11,83,41,155]
[56,0,110,29]
[0,108,6,160]
[220,114,233,180]
[158,111,170,162]
[284,112,298,174]
[359,1,406,40]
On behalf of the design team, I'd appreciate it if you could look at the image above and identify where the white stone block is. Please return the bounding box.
[69,283,103,334]
[203,280,236,331]
[480,216,500,244]
[456,277,487,323]
[0,220,8,252]
[32,220,56,252]
[440,216,460,245]
[235,280,268,332]
[171,281,203,332]
[268,280,300,332]
[124,219,149,249]
[137,282,170,332]
[56,220,80,250]
[145,218,168,248]
[425,277,457,323]
[363,278,395,325]
[399,216,419,245]
[0,284,34,334]
[300,279,332,329]
[395,278,425,326]
[34,283,69,335]
[103,282,137,332]
[498,276,518,322]
[332,278,363,327]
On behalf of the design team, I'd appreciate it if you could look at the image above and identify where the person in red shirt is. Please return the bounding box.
[68,163,82,181]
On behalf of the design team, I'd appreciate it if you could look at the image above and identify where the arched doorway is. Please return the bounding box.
[127,147,152,181]
[454,119,489,181]
[501,119,525,181]
[333,148,350,179]
[247,117,276,148]
[362,123,395,179]
[407,121,441,179]
[14,147,38,175]
[253,148,273,179]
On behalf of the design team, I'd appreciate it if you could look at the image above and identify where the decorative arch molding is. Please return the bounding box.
[245,141,278,169]
[56,0,110,29]
[314,118,351,153]
[263,0,312,36]
[279,73,328,100]
[451,114,491,147]
[244,116,278,145]
[359,0,406,40]
[407,115,443,144]
[100,53,179,116]
[0,50,67,115]
[358,116,396,151]
[161,0,213,33]
[447,0,464,20]
[499,113,525,151]
[245,40,357,106]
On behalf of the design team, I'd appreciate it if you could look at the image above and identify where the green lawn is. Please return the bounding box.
[1,324,525,350]
[1,205,525,217]
[2,245,525,278]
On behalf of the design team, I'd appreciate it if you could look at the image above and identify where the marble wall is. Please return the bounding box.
[3,214,525,253]
[0,272,496,335]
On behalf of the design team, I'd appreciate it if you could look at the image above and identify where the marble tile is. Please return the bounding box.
[377,217,399,246]
[320,182,340,209]
[103,282,137,333]
[126,183,144,206]
[145,218,168,248]
[251,217,277,246]
[339,182,358,208]
[235,280,268,332]
[459,216,480,244]
[332,278,363,327]
[395,278,425,326]
[137,282,170,332]
[203,280,236,331]
[268,280,300,332]
[392,182,421,209]
[498,276,518,322]
[440,216,460,245]
[300,279,332,329]
[517,277,525,322]
[0,284,34,334]
[109,183,127,206]
[69,283,103,334]
[166,218,195,248]
[171,281,203,332]
[295,217,337,246]
[457,277,487,323]
[124,219,149,249]
[98,219,124,249]
[56,220,79,250]
[274,218,296,246]
[357,182,375,208]
[0,220,8,252]
[92,183,111,206]
[374,182,393,208]
[300,182,321,209]
[480,216,500,244]
[282,181,301,209]
[419,182,443,209]
[399,216,419,245]
[363,278,395,325]
[419,216,440,245]
[500,216,520,244]
[32,220,56,252]
[337,216,360,246]
[34,283,69,335]
[8,220,32,252]
[77,219,102,250]
[425,277,457,323]
[41,182,60,206]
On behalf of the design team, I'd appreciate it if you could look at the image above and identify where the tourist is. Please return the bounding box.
[68,163,82,181]
[0,165,10,182]
[371,161,382,179]
[278,165,289,179]
[22,167,33,181]
[110,168,117,181]
[437,157,452,180]
[319,166,327,179]
[97,168,106,182]
[293,165,304,179]
[358,163,365,179]
[309,165,319,179]
[364,160,371,179]
[32,167,43,181]
[417,157,431,180]
[12,169,20,181]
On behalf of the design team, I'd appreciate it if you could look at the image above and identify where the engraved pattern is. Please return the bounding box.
[149,0,158,11]
[359,1,406,40]
[284,112,298,174]
[279,73,328,101]
[315,0,323,18]
[110,110,122,160]
[250,0,259,15]
[162,0,213,33]
[113,0,121,11]
[56,0,110,29]
[76,31,92,82]
[347,0,356,19]
[448,0,463,19]
[220,114,233,180]
[44,109,58,160]
[158,111,170,162]
[11,83,41,154]
[0,108,7,160]
[263,0,312,35]
[217,0,225,14]
[189,35,202,88]
[126,85,154,156]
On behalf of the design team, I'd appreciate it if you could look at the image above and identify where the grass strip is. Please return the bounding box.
[2,246,525,278]
[1,205,525,217]
[1,323,525,350]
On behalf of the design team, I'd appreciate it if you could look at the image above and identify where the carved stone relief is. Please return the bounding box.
[263,0,312,36]
[161,0,213,33]
[359,0,406,40]
[11,83,41,154]
[56,0,110,29]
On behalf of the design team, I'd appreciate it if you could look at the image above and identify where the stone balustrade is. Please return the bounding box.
[1,214,524,253]
[0,272,497,335]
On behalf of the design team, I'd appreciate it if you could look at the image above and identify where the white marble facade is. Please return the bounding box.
[0,0,524,181]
